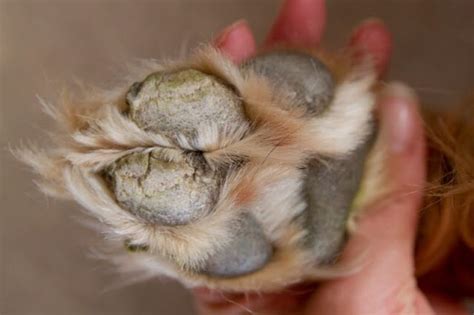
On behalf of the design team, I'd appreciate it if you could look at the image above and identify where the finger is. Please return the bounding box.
[265,0,326,48]
[348,19,393,77]
[214,20,257,64]
[306,84,431,315]
[358,83,426,254]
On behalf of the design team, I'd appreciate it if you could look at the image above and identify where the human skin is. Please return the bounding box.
[192,0,469,314]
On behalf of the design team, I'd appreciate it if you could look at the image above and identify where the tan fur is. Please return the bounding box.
[415,98,474,277]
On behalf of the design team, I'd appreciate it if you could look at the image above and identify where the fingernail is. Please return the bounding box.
[215,19,248,48]
[349,18,388,53]
[349,18,392,76]
[379,82,419,153]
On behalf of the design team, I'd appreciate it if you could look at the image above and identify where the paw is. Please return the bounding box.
[19,47,378,291]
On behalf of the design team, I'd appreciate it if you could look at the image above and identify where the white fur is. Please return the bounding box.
[305,70,376,156]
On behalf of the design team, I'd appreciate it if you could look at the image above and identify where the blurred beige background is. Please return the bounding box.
[1,0,473,314]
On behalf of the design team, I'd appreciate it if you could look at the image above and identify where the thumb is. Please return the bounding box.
[306,83,433,315]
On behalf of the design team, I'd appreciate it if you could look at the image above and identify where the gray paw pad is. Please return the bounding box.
[105,150,220,226]
[201,213,273,277]
[242,51,334,115]
[303,135,374,264]
[126,69,247,141]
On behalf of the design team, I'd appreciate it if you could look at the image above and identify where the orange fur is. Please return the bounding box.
[415,97,474,293]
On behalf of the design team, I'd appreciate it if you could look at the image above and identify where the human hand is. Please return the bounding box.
[192,0,469,314]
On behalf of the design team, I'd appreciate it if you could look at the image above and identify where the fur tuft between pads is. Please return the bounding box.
[17,46,386,292]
